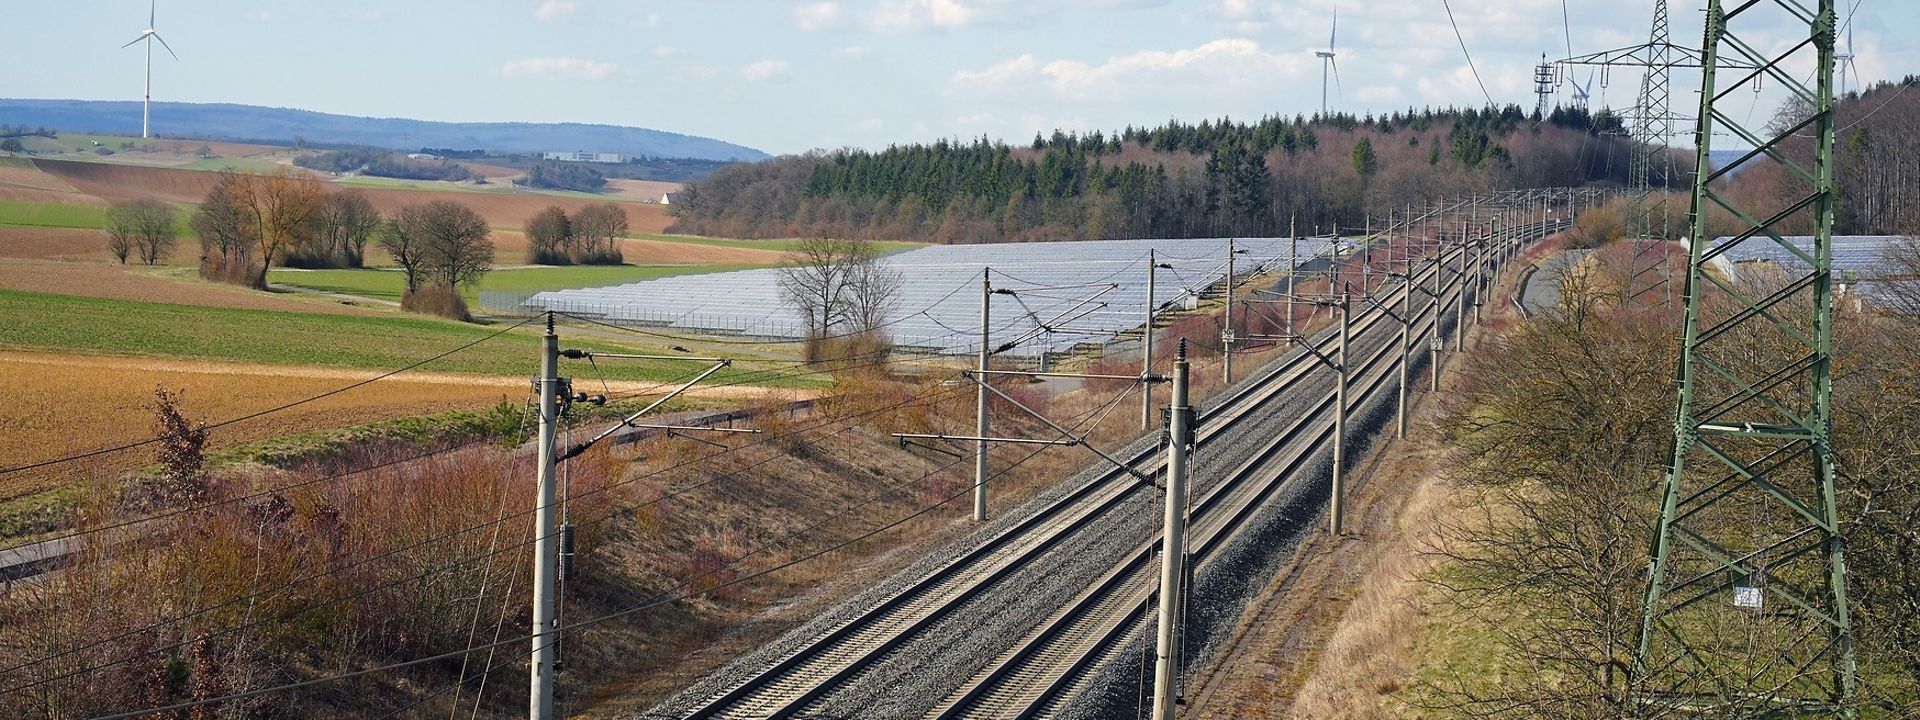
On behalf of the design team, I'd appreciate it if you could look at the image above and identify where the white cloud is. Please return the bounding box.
[534,0,580,22]
[871,0,979,32]
[501,57,619,80]
[794,2,846,31]
[952,55,1039,88]
[652,45,681,58]
[739,60,794,81]
[952,39,1313,103]
[866,0,1165,33]
[834,45,874,60]
[645,12,663,28]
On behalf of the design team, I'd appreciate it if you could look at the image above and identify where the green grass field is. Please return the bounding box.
[0,287,811,385]
[0,198,194,236]
[269,263,766,304]
[626,233,923,254]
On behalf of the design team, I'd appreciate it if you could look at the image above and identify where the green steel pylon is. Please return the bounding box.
[1634,0,1857,715]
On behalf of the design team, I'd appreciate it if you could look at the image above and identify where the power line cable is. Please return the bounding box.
[5,379,975,690]
[1440,0,1496,107]
[76,377,1139,720]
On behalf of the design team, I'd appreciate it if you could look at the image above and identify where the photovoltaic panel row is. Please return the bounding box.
[1709,235,1904,279]
[528,236,1339,357]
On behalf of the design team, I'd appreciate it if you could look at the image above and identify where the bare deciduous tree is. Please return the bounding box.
[526,205,572,265]
[322,189,382,268]
[104,198,174,266]
[570,203,628,265]
[778,237,900,363]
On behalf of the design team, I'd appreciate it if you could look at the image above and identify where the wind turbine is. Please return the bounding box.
[1836,23,1858,96]
[1315,9,1341,117]
[122,0,179,139]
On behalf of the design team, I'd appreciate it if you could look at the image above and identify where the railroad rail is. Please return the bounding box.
[670,221,1561,719]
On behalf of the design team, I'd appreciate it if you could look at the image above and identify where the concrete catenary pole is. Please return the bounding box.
[1143,250,1158,429]
[530,316,561,720]
[1456,201,1471,351]
[1330,290,1349,536]
[976,268,991,522]
[1429,254,1442,391]
[1398,269,1411,439]
[1287,217,1298,335]
[1151,340,1193,720]
[1222,238,1235,385]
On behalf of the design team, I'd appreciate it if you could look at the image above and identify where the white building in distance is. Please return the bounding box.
[543,150,630,164]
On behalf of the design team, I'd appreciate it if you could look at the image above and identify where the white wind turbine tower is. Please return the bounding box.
[122,0,179,139]
[1836,22,1859,96]
[1315,9,1342,117]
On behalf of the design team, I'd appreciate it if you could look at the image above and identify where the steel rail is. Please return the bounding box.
[674,241,1474,720]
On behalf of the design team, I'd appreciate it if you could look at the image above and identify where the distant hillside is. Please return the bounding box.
[0,99,767,162]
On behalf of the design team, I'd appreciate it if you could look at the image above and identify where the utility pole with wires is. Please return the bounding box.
[1143,251,1173,429]
[530,317,561,720]
[976,268,992,521]
[1222,238,1236,385]
[1557,0,1759,308]
[1149,340,1192,720]
[529,320,731,718]
[895,270,1147,521]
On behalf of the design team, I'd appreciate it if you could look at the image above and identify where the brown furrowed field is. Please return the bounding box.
[22,158,674,231]
[0,258,380,314]
[0,227,113,261]
[607,178,684,200]
[0,161,101,205]
[0,351,523,501]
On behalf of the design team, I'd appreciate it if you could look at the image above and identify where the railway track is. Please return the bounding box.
[661,223,1558,720]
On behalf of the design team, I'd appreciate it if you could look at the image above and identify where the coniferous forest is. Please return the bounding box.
[668,105,1656,243]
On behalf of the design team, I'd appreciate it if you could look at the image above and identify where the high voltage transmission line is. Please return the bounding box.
[1636,0,1859,714]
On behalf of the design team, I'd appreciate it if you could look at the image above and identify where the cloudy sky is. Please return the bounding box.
[3,1,1911,154]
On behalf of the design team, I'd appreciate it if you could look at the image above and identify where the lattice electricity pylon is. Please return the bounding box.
[1635,0,1857,715]
[1558,0,1738,307]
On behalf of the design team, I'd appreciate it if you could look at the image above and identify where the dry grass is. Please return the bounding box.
[1285,454,1460,719]
[0,351,519,500]
[0,258,380,314]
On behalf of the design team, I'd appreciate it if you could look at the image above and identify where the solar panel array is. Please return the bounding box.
[1710,235,1914,304]
[526,237,1337,357]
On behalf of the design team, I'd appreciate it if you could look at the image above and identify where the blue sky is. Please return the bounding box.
[2,1,1910,155]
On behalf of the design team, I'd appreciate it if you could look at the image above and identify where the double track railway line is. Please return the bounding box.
[655,222,1560,720]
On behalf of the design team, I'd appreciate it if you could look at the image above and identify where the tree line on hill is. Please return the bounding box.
[294,148,475,182]
[182,169,495,320]
[668,105,1652,243]
[516,161,608,192]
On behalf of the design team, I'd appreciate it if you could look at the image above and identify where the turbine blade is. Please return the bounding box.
[150,0,157,29]
[1330,8,1337,52]
[1331,57,1343,100]
[122,35,147,49]
[153,32,179,60]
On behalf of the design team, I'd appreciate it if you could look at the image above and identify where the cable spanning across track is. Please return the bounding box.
[656,215,1568,719]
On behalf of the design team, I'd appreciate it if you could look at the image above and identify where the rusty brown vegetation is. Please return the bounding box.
[1416,248,1920,717]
